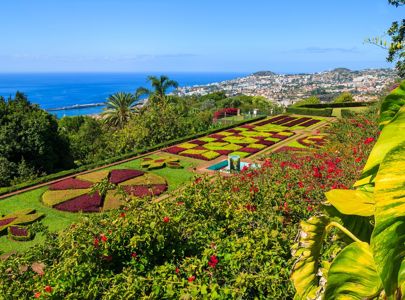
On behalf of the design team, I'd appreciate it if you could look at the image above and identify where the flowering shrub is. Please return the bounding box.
[213,108,239,120]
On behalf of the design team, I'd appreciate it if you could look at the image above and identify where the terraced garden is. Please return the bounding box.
[164,115,325,160]
[0,114,330,254]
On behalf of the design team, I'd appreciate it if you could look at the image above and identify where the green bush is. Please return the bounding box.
[286,107,332,117]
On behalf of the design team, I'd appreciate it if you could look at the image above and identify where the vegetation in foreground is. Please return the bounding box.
[0,104,379,299]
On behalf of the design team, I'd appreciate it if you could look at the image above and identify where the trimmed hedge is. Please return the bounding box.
[286,107,333,117]
[0,116,266,196]
[299,102,376,109]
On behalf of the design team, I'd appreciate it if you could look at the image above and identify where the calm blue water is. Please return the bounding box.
[0,73,247,118]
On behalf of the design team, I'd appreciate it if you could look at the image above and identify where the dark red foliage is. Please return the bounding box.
[49,178,93,190]
[271,134,290,140]
[256,139,275,146]
[164,146,187,155]
[189,139,207,146]
[9,226,28,237]
[239,147,260,154]
[180,152,211,161]
[216,150,233,155]
[54,192,102,213]
[209,134,226,139]
[109,169,145,184]
[123,184,168,198]
[300,119,320,127]
[0,217,17,227]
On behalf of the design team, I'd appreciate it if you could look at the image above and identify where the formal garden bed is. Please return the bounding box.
[41,169,168,213]
[164,115,324,160]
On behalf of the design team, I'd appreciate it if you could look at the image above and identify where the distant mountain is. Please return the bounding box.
[331,68,352,73]
[252,71,277,76]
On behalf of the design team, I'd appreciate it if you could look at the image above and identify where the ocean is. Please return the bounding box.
[0,72,247,118]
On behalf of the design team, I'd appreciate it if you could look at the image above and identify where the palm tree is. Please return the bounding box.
[136,75,179,105]
[101,92,140,129]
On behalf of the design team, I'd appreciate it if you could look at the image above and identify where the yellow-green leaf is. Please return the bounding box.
[371,141,405,298]
[324,242,383,299]
[291,216,329,299]
[355,105,405,187]
[325,189,375,217]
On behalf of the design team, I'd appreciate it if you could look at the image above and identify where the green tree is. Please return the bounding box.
[101,92,140,129]
[368,0,404,77]
[136,75,179,105]
[59,116,109,165]
[0,92,73,187]
[333,92,354,103]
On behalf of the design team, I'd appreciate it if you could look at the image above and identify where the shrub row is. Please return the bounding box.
[286,107,333,117]
[299,101,376,108]
[0,116,266,197]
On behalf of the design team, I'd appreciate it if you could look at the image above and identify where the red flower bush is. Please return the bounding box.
[364,137,375,144]
[208,255,219,268]
[213,108,238,119]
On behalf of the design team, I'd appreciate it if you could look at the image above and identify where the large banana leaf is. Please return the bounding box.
[371,141,405,298]
[323,205,373,243]
[379,80,405,127]
[324,241,383,299]
[325,189,374,217]
[354,105,405,187]
[291,216,330,299]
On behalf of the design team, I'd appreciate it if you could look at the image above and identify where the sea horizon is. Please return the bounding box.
[0,72,248,118]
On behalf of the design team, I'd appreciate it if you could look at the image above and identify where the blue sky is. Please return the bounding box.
[0,0,403,73]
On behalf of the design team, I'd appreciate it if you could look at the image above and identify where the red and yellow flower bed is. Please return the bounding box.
[41,169,168,213]
[164,114,325,160]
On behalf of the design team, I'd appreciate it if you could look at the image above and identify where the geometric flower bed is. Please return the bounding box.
[275,134,328,153]
[0,209,44,240]
[41,169,168,213]
[164,114,323,161]
[8,225,32,241]
[141,156,182,170]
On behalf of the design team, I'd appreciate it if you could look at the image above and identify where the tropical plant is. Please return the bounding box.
[291,81,405,299]
[136,75,179,105]
[333,92,354,103]
[101,92,140,129]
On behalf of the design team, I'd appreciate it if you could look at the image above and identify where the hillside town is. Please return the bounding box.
[174,68,398,105]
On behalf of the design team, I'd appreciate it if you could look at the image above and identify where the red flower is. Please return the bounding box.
[249,185,259,194]
[102,255,113,261]
[194,177,202,184]
[298,181,304,188]
[163,216,170,223]
[175,267,180,274]
[232,186,240,192]
[44,286,52,293]
[307,205,313,212]
[120,212,126,218]
[312,167,322,178]
[176,201,185,205]
[131,252,137,258]
[208,255,219,268]
[245,204,257,212]
[188,275,196,282]
[355,157,362,163]
[93,238,99,247]
[100,235,108,243]
[364,137,375,145]
[34,292,41,298]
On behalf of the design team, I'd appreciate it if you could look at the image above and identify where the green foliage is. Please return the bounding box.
[101,92,140,129]
[0,93,74,187]
[292,86,405,298]
[286,106,332,117]
[379,79,405,126]
[291,96,321,107]
[333,92,354,103]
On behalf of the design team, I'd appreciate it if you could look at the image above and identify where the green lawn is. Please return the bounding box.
[0,153,197,253]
